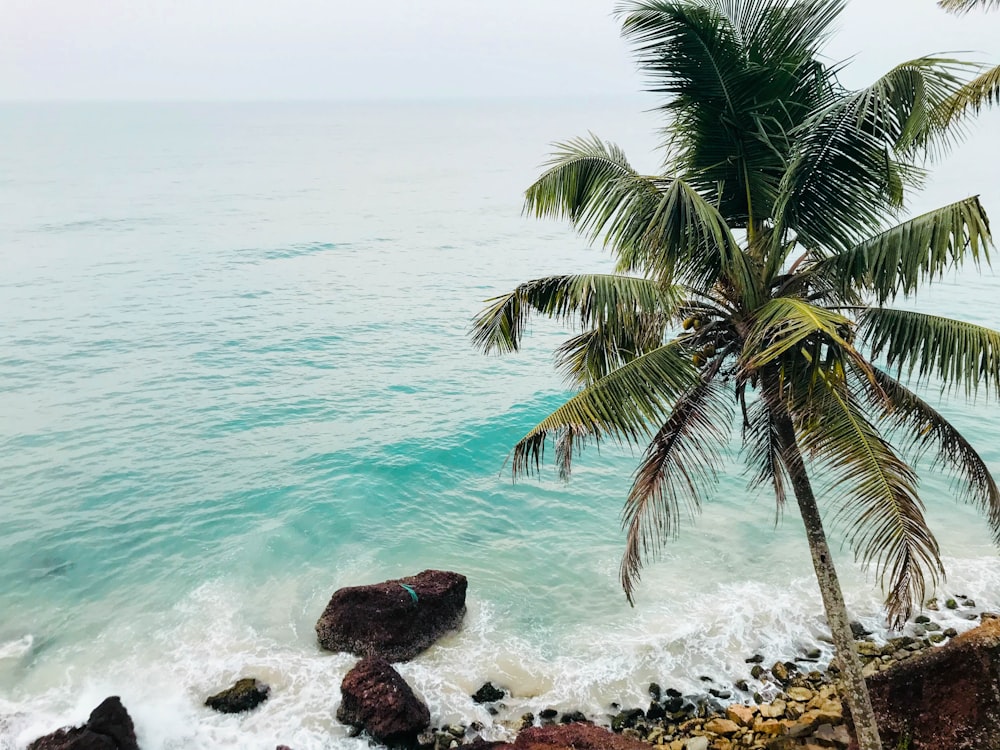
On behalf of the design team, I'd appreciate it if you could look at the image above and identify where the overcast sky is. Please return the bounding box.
[2,0,999,100]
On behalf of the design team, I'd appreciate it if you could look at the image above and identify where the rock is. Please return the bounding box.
[703,718,739,736]
[538,709,558,721]
[205,678,270,714]
[317,570,466,662]
[559,711,587,724]
[946,598,959,610]
[649,682,662,701]
[771,662,789,682]
[611,708,644,732]
[519,713,535,730]
[855,618,1000,749]
[684,738,709,750]
[786,687,813,702]
[804,648,822,660]
[849,621,871,638]
[929,633,946,644]
[745,654,765,663]
[726,704,754,727]
[663,697,685,713]
[472,682,506,704]
[965,599,977,608]
[29,697,139,750]
[646,701,666,721]
[336,657,430,745]
[484,724,652,750]
[759,700,786,719]
[813,723,850,746]
[750,665,765,679]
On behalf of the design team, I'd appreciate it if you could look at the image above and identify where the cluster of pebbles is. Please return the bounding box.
[415,599,988,750]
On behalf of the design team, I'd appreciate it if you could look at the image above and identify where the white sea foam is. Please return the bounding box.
[3,556,998,750]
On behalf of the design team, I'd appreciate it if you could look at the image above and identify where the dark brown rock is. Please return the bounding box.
[849,618,1000,749]
[29,697,138,750]
[336,657,430,745]
[204,678,270,714]
[472,681,506,704]
[316,570,467,662]
[472,724,650,750]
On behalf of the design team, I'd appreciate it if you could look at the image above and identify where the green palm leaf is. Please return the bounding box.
[796,373,942,626]
[471,274,678,355]
[509,342,699,478]
[617,177,758,295]
[742,391,791,511]
[554,316,669,387]
[939,65,1000,124]
[618,0,842,227]
[744,297,854,368]
[524,135,663,251]
[620,373,733,601]
[810,196,992,304]
[859,308,1000,395]
[860,365,1000,543]
[780,58,974,255]
[523,137,756,292]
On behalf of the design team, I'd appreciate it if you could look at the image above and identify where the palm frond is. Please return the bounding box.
[938,64,1000,124]
[617,0,843,226]
[939,0,1000,12]
[810,195,992,304]
[620,372,733,601]
[615,177,758,297]
[795,372,942,626]
[743,297,854,368]
[471,274,678,355]
[510,342,699,478]
[524,135,664,251]
[780,57,976,255]
[858,365,1000,544]
[859,307,1000,395]
[554,313,669,387]
[742,391,791,512]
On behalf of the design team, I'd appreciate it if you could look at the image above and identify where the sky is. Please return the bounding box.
[2,0,999,101]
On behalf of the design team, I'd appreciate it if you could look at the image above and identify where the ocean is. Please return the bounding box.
[2,99,999,749]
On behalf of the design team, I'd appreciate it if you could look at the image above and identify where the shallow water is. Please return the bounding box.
[1,100,999,749]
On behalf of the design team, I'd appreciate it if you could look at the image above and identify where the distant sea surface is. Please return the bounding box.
[2,100,1000,749]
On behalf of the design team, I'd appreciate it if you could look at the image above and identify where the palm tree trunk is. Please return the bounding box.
[773,413,884,750]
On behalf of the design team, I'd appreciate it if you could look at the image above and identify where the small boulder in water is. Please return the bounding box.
[337,657,430,745]
[316,570,467,662]
[472,681,506,704]
[205,678,270,714]
[29,696,138,750]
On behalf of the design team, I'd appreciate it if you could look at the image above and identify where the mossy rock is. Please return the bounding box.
[205,677,270,714]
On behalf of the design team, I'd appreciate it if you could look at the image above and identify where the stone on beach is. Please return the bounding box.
[29,697,139,750]
[473,723,652,750]
[471,681,506,704]
[204,677,270,713]
[316,569,467,661]
[336,657,430,745]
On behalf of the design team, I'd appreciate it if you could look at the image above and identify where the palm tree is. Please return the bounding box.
[938,0,1000,120]
[471,2,999,749]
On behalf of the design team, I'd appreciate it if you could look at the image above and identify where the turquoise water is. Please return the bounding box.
[2,100,1000,749]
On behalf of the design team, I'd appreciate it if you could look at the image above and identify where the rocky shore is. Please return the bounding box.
[24,572,1000,750]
